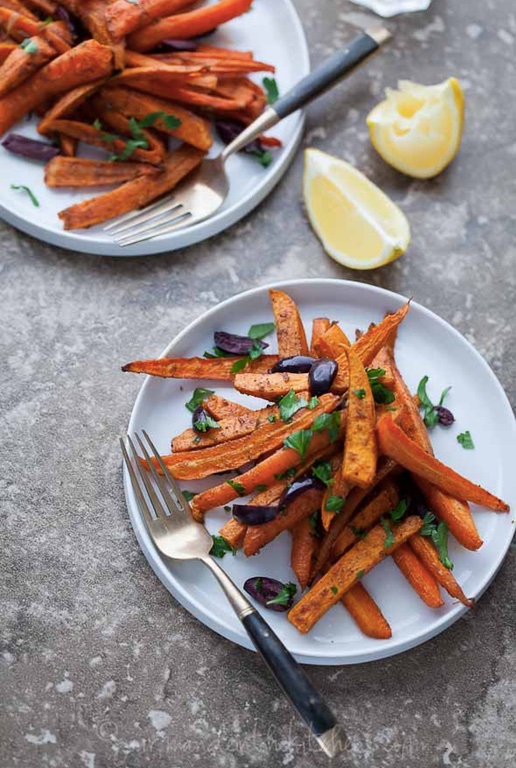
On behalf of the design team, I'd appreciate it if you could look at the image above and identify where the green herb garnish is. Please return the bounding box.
[10,184,39,207]
[380,517,395,548]
[230,357,250,374]
[250,149,272,167]
[356,570,365,579]
[325,495,345,513]
[389,499,408,522]
[350,526,367,540]
[266,582,296,607]
[267,413,277,423]
[193,414,220,432]
[278,389,307,422]
[274,467,297,481]
[330,586,338,595]
[203,346,231,359]
[457,431,474,450]
[210,535,236,559]
[263,76,279,104]
[311,460,334,487]
[312,412,341,443]
[248,322,275,340]
[308,511,321,537]
[185,388,214,413]
[307,396,320,409]
[226,479,246,496]
[136,111,181,130]
[254,484,268,492]
[420,512,453,569]
[182,490,197,502]
[417,375,451,428]
[20,38,39,54]
[367,368,395,405]
[283,429,313,461]
[353,389,366,399]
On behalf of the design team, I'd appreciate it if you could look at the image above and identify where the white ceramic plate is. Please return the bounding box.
[0,0,308,257]
[124,279,516,665]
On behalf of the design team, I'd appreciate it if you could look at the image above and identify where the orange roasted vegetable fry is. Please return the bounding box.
[309,318,331,357]
[0,32,57,97]
[392,544,444,608]
[219,517,247,549]
[171,403,281,451]
[0,8,40,41]
[233,372,310,400]
[0,43,16,64]
[203,395,252,419]
[381,345,483,550]
[57,134,77,158]
[377,414,509,512]
[190,416,346,519]
[106,0,197,39]
[146,394,340,480]
[332,481,400,558]
[244,489,324,557]
[0,40,113,136]
[38,80,109,135]
[315,324,351,359]
[128,0,254,51]
[409,534,474,608]
[340,583,392,639]
[2,0,38,19]
[291,517,316,590]
[311,458,399,580]
[58,144,204,230]
[45,157,160,188]
[269,288,309,357]
[321,470,352,531]
[121,355,279,379]
[288,515,423,633]
[98,87,213,151]
[341,346,377,488]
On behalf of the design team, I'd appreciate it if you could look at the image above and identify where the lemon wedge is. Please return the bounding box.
[303,148,410,270]
[367,78,464,179]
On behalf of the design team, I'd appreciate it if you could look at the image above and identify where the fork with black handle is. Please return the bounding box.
[121,430,346,757]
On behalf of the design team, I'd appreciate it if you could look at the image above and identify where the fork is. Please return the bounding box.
[106,26,391,246]
[121,430,346,758]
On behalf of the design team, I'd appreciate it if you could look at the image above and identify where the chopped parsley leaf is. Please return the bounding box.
[312,412,341,442]
[185,388,214,413]
[263,76,279,104]
[325,495,345,513]
[311,460,334,487]
[20,38,39,54]
[380,516,395,548]
[356,569,365,579]
[193,414,220,432]
[210,535,236,558]
[367,368,395,405]
[330,586,338,595]
[248,322,275,340]
[353,389,366,399]
[420,512,453,569]
[350,526,367,540]
[417,375,452,428]
[226,479,246,496]
[267,413,277,423]
[307,396,320,409]
[283,429,313,461]
[278,389,307,422]
[457,431,474,450]
[10,184,39,207]
[390,499,408,522]
[266,582,296,607]
[182,490,197,502]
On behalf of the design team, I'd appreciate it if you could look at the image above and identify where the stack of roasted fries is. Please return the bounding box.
[122,289,510,639]
[0,0,277,229]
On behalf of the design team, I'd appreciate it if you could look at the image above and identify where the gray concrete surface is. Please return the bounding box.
[1,0,516,766]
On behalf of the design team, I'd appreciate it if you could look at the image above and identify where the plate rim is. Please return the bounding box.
[0,0,309,257]
[124,278,516,665]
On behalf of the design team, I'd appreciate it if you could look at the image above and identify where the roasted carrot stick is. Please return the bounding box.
[123,50,207,73]
[128,0,254,51]
[269,288,309,357]
[309,318,331,357]
[171,402,281,451]
[57,134,77,157]
[291,517,316,590]
[288,516,423,633]
[0,40,113,136]
[0,31,57,97]
[106,0,197,39]
[381,345,483,551]
[203,395,252,420]
[340,582,392,639]
[58,144,204,230]
[243,489,324,557]
[233,372,310,400]
[342,346,377,488]
[121,355,279,379]
[146,394,340,480]
[45,157,160,188]
[37,80,109,135]
[1,0,38,19]
[315,324,350,359]
[333,481,400,558]
[219,517,247,548]
[98,87,213,151]
[392,543,444,608]
[190,417,346,519]
[320,454,349,531]
[409,534,474,608]
[0,8,40,41]
[376,414,509,512]
[0,43,16,65]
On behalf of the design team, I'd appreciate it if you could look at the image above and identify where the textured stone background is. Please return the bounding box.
[1,0,516,766]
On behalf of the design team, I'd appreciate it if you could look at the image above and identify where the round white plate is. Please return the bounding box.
[124,279,516,665]
[0,0,308,257]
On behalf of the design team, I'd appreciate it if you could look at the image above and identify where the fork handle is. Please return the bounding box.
[201,556,344,757]
[221,27,391,161]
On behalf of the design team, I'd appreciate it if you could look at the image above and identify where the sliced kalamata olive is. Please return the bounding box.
[2,134,60,162]
[270,355,316,374]
[434,406,455,426]
[278,475,325,509]
[192,405,210,432]
[214,331,267,356]
[244,577,297,612]
[232,504,279,526]
[215,119,263,156]
[55,6,85,39]
[161,38,198,51]
[309,358,338,397]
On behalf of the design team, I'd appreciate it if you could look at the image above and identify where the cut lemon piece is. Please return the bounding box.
[303,148,410,270]
[367,77,464,179]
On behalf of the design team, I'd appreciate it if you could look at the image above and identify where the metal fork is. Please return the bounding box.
[121,430,345,757]
[106,26,391,247]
